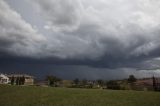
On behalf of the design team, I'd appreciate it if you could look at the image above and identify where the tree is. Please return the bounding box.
[74,78,79,85]
[82,79,87,87]
[46,75,61,87]
[19,76,25,85]
[107,80,120,90]
[16,77,20,85]
[128,75,137,83]
[11,76,14,85]
[22,76,25,85]
[97,79,105,87]
[153,76,157,91]
[19,77,21,85]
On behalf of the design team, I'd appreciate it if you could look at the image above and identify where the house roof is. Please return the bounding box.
[0,74,9,79]
[7,74,34,78]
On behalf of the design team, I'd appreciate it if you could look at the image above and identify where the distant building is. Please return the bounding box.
[0,74,9,84]
[7,74,34,85]
[135,77,160,91]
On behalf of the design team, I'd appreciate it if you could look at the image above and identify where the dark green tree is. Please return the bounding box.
[74,78,79,85]
[97,79,105,87]
[19,77,22,85]
[22,76,25,85]
[11,76,14,85]
[128,75,137,83]
[46,75,61,87]
[107,80,120,90]
[19,76,25,85]
[152,76,157,91]
[16,77,20,85]
[82,79,87,87]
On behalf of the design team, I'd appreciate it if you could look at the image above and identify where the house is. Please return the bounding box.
[135,77,160,91]
[7,74,34,85]
[0,74,9,84]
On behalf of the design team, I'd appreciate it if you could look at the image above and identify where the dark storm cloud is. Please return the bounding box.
[1,0,160,60]
[28,0,160,60]
[1,0,160,79]
[1,56,158,79]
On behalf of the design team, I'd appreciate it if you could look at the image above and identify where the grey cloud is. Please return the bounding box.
[32,0,82,31]
[0,0,46,57]
[28,0,160,60]
[1,0,160,72]
[1,58,158,79]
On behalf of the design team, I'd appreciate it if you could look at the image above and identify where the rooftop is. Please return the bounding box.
[7,74,34,78]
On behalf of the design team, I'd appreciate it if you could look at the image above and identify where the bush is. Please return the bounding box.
[107,80,120,90]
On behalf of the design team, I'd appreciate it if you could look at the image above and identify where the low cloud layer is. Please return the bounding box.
[0,0,160,78]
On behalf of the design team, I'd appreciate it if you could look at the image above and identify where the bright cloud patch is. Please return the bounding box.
[0,0,46,57]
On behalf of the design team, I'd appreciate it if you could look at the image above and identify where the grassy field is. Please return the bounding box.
[0,85,160,106]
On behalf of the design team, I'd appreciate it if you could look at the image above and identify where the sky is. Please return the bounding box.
[0,0,160,80]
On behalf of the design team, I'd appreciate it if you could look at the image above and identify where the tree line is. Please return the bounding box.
[46,75,137,90]
[11,76,25,85]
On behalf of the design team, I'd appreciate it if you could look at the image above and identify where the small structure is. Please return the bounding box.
[0,74,9,84]
[7,74,34,85]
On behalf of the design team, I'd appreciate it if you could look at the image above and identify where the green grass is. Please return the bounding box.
[0,85,160,106]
